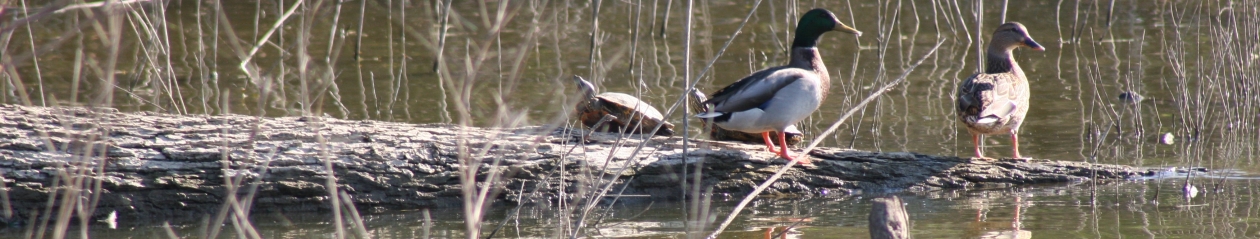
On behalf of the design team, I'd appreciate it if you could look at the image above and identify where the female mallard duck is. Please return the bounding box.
[573,75,675,136]
[955,22,1045,159]
[697,8,861,164]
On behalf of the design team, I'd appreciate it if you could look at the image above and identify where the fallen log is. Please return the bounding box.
[0,104,1153,223]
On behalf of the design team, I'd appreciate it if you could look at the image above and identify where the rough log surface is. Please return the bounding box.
[0,104,1153,223]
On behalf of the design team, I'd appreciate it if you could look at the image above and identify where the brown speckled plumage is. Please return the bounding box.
[956,22,1044,159]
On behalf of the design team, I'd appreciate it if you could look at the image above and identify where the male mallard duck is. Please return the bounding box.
[573,75,675,136]
[689,89,804,145]
[697,8,861,164]
[955,22,1044,159]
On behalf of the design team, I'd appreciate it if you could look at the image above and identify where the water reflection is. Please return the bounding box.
[34,178,1259,238]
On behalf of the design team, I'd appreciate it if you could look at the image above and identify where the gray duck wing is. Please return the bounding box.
[705,67,806,113]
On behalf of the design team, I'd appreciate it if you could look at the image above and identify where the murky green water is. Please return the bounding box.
[3,0,1259,238]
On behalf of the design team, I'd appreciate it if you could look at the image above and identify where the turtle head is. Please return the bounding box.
[572,74,599,110]
[572,75,599,103]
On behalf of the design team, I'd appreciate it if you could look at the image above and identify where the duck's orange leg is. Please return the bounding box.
[762,132,780,154]
[779,132,811,164]
[973,134,985,159]
[1010,130,1024,159]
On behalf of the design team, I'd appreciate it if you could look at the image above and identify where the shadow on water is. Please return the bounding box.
[1,0,1258,238]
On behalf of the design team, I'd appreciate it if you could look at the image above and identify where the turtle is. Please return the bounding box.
[573,75,675,136]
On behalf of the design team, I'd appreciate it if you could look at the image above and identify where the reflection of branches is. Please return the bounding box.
[0,0,69,34]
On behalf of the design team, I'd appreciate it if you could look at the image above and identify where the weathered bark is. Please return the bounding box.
[0,104,1153,223]
[869,196,911,239]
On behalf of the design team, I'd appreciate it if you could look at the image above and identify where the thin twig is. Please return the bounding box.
[237,0,305,78]
[681,0,696,236]
[432,0,453,72]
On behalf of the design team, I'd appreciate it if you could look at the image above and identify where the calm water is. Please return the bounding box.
[3,0,1259,238]
[62,177,1260,238]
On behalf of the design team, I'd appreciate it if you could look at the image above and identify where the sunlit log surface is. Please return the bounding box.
[0,104,1154,223]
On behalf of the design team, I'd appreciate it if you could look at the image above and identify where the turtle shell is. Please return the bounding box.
[578,92,676,136]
